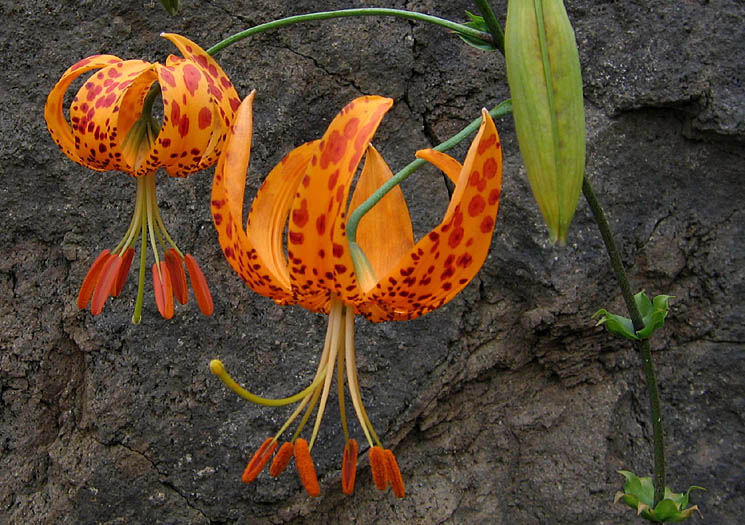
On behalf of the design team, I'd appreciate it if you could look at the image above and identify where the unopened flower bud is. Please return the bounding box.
[505,0,586,245]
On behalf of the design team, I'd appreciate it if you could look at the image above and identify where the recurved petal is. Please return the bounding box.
[286,95,393,312]
[149,58,217,177]
[98,61,158,173]
[161,33,241,129]
[44,54,126,168]
[416,149,462,186]
[246,140,317,301]
[69,60,153,173]
[348,145,414,294]
[211,93,294,303]
[362,109,502,322]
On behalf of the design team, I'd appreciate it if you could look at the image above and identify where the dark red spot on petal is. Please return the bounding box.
[488,188,501,205]
[292,199,309,228]
[448,227,464,249]
[183,64,202,96]
[198,107,212,129]
[480,215,495,233]
[468,195,486,217]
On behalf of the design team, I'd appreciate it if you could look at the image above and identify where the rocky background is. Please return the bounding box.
[2,0,744,523]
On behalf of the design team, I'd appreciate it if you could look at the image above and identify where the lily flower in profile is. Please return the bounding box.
[210,93,502,497]
[44,33,241,322]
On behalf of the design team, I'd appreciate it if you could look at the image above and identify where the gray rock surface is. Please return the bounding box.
[1,0,744,523]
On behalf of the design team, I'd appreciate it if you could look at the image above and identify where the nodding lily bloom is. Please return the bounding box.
[44,33,240,322]
[210,93,502,497]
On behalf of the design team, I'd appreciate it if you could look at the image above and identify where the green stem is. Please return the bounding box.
[206,8,492,55]
[582,176,666,506]
[347,99,512,246]
[474,0,505,54]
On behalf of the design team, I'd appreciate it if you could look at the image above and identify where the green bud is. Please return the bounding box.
[505,0,586,244]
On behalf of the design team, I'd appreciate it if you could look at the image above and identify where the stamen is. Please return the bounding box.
[343,306,381,447]
[165,248,188,305]
[209,359,329,407]
[383,449,405,498]
[341,438,358,495]
[111,247,135,297]
[242,437,277,483]
[336,329,349,441]
[309,299,344,449]
[91,254,123,315]
[368,446,389,491]
[269,442,294,477]
[294,438,320,497]
[185,254,214,316]
[77,249,111,309]
[152,261,174,319]
[290,383,323,442]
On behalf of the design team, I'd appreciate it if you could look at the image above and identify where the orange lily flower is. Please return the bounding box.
[210,93,502,497]
[44,33,240,322]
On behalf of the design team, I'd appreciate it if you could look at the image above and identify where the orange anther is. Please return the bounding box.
[383,449,405,498]
[78,249,111,309]
[184,254,214,316]
[294,438,320,497]
[368,446,389,491]
[341,439,358,495]
[152,261,174,319]
[269,442,294,477]
[111,247,134,297]
[242,437,277,483]
[91,253,122,315]
[165,248,188,305]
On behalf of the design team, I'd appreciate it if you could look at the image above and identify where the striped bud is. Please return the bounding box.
[505,0,586,245]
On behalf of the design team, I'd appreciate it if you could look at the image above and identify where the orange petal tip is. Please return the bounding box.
[242,437,277,483]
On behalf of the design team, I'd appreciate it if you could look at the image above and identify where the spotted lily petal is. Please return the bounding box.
[348,145,414,294]
[286,96,394,312]
[161,33,241,129]
[363,109,502,321]
[212,92,301,304]
[44,54,128,168]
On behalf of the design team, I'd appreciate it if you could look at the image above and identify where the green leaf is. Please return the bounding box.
[615,471,704,522]
[635,292,672,339]
[593,292,672,340]
[456,11,497,51]
[653,499,680,521]
[593,309,639,340]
